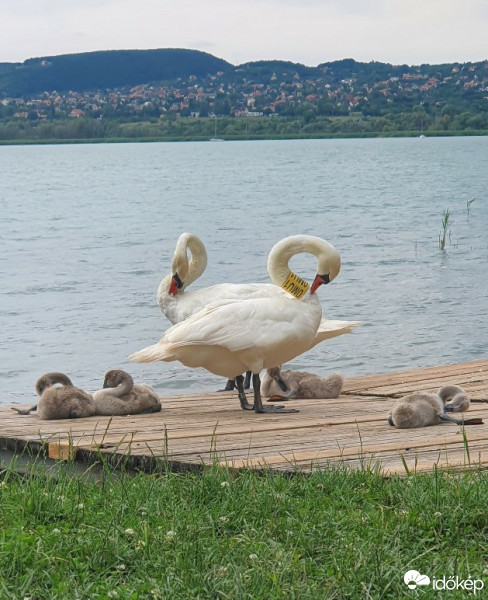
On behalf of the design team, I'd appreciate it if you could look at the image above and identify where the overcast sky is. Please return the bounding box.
[2,0,487,67]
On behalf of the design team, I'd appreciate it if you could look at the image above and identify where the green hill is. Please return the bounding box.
[0,49,233,95]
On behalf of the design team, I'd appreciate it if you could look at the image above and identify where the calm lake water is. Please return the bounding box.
[1,137,487,404]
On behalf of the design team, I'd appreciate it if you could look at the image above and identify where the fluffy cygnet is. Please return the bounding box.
[93,369,161,416]
[388,384,482,428]
[11,372,95,419]
[261,367,343,400]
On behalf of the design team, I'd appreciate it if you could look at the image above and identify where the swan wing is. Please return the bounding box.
[131,295,322,368]
[166,296,321,352]
[169,282,288,323]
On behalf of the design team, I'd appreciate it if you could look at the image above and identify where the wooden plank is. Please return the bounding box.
[1,359,488,475]
[78,415,488,463]
[342,359,488,393]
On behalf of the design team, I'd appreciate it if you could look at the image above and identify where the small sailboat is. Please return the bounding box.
[209,118,224,142]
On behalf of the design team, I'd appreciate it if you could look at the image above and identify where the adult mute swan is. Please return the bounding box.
[388,384,482,428]
[11,372,96,419]
[131,235,341,414]
[157,232,359,391]
[93,370,161,416]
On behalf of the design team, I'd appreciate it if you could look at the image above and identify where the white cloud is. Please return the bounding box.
[0,0,486,65]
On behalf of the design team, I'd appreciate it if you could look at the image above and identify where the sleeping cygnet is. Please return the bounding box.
[440,384,470,413]
[261,367,343,401]
[388,384,482,428]
[93,369,161,416]
[11,372,96,419]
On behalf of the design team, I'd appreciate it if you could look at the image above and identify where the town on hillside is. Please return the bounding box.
[1,58,487,138]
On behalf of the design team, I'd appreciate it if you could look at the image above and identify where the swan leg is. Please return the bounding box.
[221,379,237,392]
[11,405,38,415]
[235,375,254,411]
[244,371,252,389]
[252,374,299,414]
[440,414,483,425]
[217,371,252,393]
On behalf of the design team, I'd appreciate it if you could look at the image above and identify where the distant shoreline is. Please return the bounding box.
[1,130,486,146]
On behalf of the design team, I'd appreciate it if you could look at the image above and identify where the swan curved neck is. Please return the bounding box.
[105,379,133,397]
[267,235,341,298]
[35,372,73,395]
[172,233,208,291]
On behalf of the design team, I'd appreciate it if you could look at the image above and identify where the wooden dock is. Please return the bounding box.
[2,359,488,476]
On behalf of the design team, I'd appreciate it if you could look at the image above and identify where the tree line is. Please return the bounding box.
[0,111,486,143]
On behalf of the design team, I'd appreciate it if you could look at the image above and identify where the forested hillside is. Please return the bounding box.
[0,49,231,95]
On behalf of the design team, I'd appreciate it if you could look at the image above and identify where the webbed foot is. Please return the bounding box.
[11,405,37,416]
[251,373,299,414]
[255,404,299,414]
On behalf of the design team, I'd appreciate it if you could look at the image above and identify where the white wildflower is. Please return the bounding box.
[124,528,135,536]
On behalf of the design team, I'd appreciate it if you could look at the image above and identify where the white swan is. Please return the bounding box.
[261,367,343,400]
[157,232,359,390]
[131,235,341,414]
[388,384,482,428]
[11,372,96,420]
[93,369,161,416]
[157,232,209,325]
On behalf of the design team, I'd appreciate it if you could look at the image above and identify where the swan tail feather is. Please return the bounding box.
[315,319,360,341]
[129,344,173,363]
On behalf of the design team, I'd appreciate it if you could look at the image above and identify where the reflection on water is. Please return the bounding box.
[1,137,487,403]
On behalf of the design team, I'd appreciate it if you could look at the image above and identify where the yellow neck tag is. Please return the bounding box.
[281,272,310,299]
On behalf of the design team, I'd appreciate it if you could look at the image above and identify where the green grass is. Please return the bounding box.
[1,462,488,599]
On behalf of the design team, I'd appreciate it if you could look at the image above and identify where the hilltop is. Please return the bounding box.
[0,48,232,95]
